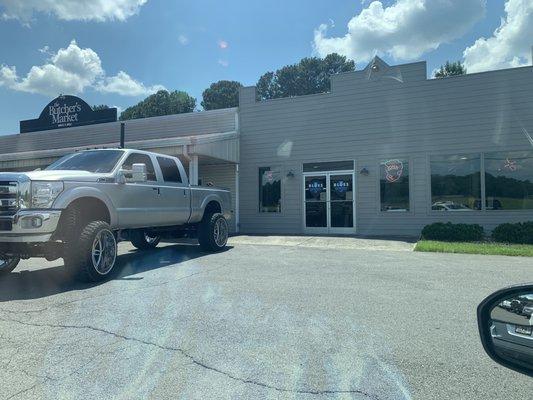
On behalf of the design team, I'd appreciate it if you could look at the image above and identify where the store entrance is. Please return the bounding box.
[303,171,355,234]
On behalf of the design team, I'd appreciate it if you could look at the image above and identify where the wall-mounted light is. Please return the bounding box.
[360,167,369,176]
[286,170,295,178]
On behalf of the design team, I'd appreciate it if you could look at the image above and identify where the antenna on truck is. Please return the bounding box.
[120,122,125,148]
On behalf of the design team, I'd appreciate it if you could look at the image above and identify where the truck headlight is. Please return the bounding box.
[31,181,64,208]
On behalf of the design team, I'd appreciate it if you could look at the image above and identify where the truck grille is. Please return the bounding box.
[0,181,19,220]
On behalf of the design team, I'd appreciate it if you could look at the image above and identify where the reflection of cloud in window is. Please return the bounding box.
[277,140,293,158]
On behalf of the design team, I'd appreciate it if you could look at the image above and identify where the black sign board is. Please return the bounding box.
[20,95,117,133]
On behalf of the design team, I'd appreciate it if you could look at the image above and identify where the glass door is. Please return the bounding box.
[303,172,355,234]
[329,174,355,234]
[304,175,328,233]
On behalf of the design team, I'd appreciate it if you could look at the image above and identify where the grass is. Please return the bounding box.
[415,240,533,257]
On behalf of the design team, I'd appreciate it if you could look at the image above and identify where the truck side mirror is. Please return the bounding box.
[116,170,126,184]
[478,284,533,377]
[131,163,148,183]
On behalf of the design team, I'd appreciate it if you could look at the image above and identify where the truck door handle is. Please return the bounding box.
[183,189,187,197]
[152,187,160,195]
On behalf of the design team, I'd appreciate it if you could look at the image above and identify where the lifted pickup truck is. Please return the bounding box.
[0,148,232,281]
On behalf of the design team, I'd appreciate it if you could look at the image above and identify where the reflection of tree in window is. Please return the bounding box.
[485,151,533,210]
[380,159,409,211]
[259,167,281,212]
[430,154,481,210]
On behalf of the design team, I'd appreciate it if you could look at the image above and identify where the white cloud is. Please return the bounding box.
[178,34,189,45]
[218,40,228,49]
[97,71,165,96]
[463,0,533,73]
[218,59,229,67]
[313,0,486,63]
[0,0,147,22]
[0,65,17,88]
[0,40,163,97]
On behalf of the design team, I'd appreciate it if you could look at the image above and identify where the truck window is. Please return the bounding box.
[157,156,182,183]
[121,153,157,181]
[46,150,124,173]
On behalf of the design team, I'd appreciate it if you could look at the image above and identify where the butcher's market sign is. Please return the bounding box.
[20,95,117,133]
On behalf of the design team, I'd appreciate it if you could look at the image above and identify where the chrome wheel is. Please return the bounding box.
[144,232,160,245]
[0,256,12,270]
[0,254,19,274]
[213,217,228,247]
[91,229,117,275]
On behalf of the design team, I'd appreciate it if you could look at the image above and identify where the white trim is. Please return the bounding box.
[302,170,356,235]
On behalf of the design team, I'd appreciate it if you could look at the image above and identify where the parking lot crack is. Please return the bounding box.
[0,315,381,398]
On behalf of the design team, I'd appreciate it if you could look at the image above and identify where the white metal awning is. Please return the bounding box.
[0,130,239,170]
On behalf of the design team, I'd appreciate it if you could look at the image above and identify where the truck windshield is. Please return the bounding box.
[46,150,124,173]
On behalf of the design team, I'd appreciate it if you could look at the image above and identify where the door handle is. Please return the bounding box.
[152,187,160,195]
[183,189,187,197]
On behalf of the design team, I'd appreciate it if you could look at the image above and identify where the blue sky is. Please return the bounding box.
[0,0,531,135]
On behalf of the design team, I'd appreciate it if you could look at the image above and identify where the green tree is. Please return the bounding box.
[434,61,466,78]
[201,80,243,110]
[92,104,109,111]
[256,53,355,100]
[120,90,196,121]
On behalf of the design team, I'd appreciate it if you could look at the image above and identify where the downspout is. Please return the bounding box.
[235,111,240,233]
[235,163,240,233]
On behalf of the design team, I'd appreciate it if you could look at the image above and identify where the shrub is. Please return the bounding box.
[492,222,533,244]
[421,222,484,242]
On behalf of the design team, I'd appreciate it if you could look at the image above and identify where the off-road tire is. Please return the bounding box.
[130,230,160,250]
[0,256,20,275]
[64,221,117,282]
[198,213,228,252]
[55,205,81,241]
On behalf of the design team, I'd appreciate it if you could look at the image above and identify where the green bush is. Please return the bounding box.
[421,222,484,242]
[492,222,533,244]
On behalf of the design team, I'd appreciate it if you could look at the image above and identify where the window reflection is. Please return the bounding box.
[430,154,481,211]
[485,151,533,210]
[259,167,281,212]
[380,159,409,211]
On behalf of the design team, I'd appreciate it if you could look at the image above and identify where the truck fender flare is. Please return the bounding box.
[53,187,118,227]
[200,194,223,215]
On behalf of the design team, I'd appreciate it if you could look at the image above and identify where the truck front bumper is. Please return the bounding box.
[0,210,62,243]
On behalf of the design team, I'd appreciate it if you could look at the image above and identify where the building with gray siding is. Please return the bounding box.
[1,56,532,237]
[237,57,533,236]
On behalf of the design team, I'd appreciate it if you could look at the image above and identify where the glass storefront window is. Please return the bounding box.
[259,167,281,212]
[380,159,409,212]
[430,154,481,211]
[305,176,327,201]
[485,151,533,210]
[330,174,354,227]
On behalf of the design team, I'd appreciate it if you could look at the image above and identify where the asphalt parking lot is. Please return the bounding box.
[0,236,532,400]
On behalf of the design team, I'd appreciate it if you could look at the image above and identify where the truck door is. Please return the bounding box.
[155,156,191,225]
[112,152,161,228]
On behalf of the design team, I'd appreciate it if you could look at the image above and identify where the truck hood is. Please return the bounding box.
[0,170,108,182]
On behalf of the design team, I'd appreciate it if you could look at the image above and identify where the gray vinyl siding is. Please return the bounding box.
[238,61,533,236]
[199,163,237,232]
[0,108,237,155]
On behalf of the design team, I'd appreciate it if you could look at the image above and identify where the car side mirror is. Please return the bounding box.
[116,170,126,184]
[477,284,533,377]
[131,163,147,183]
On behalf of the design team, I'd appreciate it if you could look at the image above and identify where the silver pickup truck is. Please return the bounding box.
[0,148,232,281]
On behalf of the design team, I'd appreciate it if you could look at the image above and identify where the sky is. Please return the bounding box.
[0,0,531,135]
